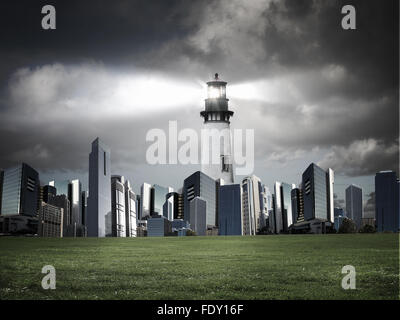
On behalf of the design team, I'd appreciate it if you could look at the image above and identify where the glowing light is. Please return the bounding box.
[208,86,221,99]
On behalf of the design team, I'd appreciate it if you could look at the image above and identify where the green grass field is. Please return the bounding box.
[0,234,398,300]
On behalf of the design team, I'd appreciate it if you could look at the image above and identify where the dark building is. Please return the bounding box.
[375,171,400,232]
[163,191,184,221]
[0,163,39,218]
[43,185,57,203]
[346,185,363,230]
[147,215,172,237]
[81,190,87,226]
[52,194,70,236]
[291,188,304,224]
[183,171,217,228]
[294,163,334,234]
[0,169,3,215]
[218,184,242,235]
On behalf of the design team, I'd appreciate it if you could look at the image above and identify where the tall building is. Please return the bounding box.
[301,163,335,233]
[375,171,400,232]
[0,169,3,215]
[346,184,363,230]
[88,137,112,237]
[163,191,184,221]
[151,184,172,217]
[218,184,242,235]
[124,179,137,237]
[200,73,234,184]
[111,175,126,237]
[38,202,63,237]
[69,179,82,226]
[189,197,207,236]
[0,163,39,217]
[81,190,88,226]
[272,182,283,234]
[140,182,152,219]
[259,185,272,230]
[241,175,262,235]
[52,194,70,236]
[291,187,304,224]
[183,171,217,228]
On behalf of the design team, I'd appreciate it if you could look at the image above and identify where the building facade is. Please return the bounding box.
[111,175,126,237]
[183,171,217,228]
[241,175,262,235]
[218,184,242,235]
[189,197,207,236]
[375,171,400,232]
[0,163,39,217]
[38,202,63,237]
[346,184,363,230]
[124,180,137,237]
[88,137,112,237]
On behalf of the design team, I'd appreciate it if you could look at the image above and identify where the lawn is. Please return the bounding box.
[0,234,398,300]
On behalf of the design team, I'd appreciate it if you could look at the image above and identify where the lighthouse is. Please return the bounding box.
[200,73,234,184]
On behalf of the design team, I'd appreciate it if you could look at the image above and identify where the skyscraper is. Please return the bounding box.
[69,179,82,226]
[272,181,283,234]
[38,202,64,237]
[189,197,207,236]
[259,185,272,230]
[0,163,39,217]
[218,184,242,235]
[151,184,172,217]
[111,175,126,237]
[140,182,152,219]
[183,171,217,228]
[88,137,112,237]
[375,171,400,232]
[291,187,304,224]
[346,184,363,230]
[241,175,262,235]
[301,163,335,233]
[124,179,137,237]
[200,73,234,184]
[163,191,183,221]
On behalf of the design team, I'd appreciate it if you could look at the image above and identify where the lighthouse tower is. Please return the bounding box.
[200,73,234,184]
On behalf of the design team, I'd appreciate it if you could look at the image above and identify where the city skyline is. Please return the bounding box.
[0,0,397,217]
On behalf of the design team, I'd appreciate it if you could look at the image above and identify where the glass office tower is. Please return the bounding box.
[183,171,216,228]
[302,163,334,224]
[345,184,363,230]
[151,184,171,217]
[140,182,152,219]
[0,163,39,217]
[218,184,242,235]
[88,137,112,237]
[375,171,400,232]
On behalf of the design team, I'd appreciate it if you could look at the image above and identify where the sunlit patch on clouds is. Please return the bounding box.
[5,63,204,122]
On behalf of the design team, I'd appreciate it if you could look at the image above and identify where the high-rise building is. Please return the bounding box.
[259,185,272,230]
[346,184,363,230]
[163,191,184,221]
[326,168,335,224]
[0,163,39,217]
[375,171,400,232]
[140,182,152,219]
[183,171,217,228]
[81,190,88,226]
[189,197,207,236]
[272,182,283,234]
[111,175,126,237]
[151,184,172,217]
[241,175,262,235]
[218,184,242,235]
[124,179,137,237]
[303,164,334,222]
[88,137,112,237]
[69,179,82,226]
[291,187,304,224]
[200,73,234,184]
[42,185,57,203]
[52,194,70,236]
[38,201,63,237]
[281,182,296,232]
[0,169,3,215]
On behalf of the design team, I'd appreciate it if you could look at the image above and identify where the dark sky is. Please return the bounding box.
[0,0,398,213]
